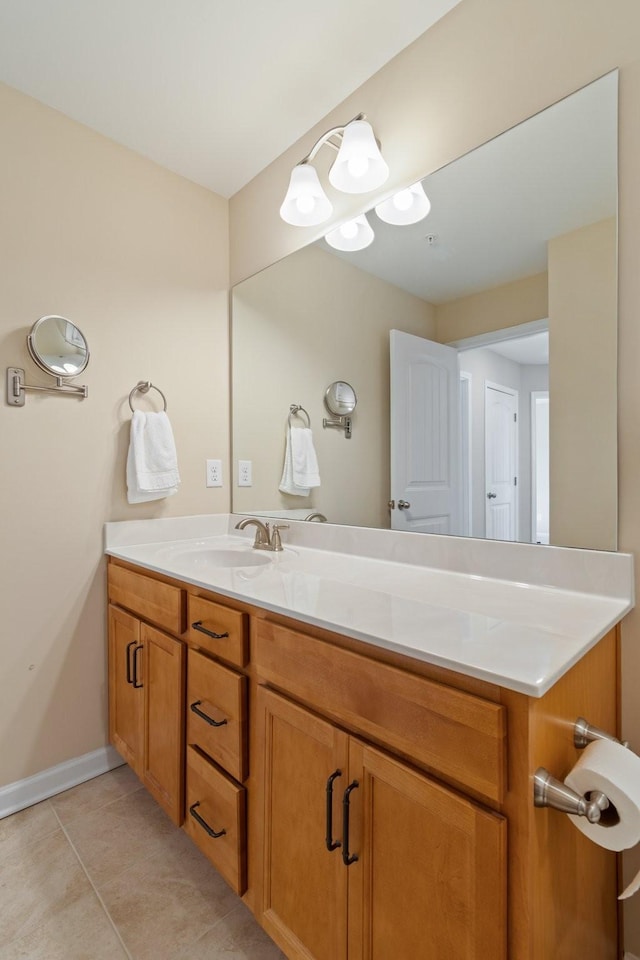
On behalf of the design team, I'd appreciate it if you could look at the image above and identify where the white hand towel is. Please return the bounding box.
[291,427,321,489]
[279,426,310,496]
[127,410,180,504]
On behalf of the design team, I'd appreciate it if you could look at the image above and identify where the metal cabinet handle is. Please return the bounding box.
[125,640,137,685]
[191,620,230,640]
[342,780,359,866]
[190,700,227,727]
[397,499,411,510]
[132,644,143,688]
[189,802,226,838]
[325,770,342,852]
[487,492,497,499]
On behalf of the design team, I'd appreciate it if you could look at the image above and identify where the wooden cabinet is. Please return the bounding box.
[107,558,250,894]
[187,648,247,783]
[256,686,506,960]
[184,744,247,895]
[108,604,185,824]
[107,555,620,960]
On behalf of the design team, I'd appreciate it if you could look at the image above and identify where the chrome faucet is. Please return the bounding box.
[235,517,289,551]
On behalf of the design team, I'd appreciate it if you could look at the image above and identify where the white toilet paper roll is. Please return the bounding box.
[564,739,640,852]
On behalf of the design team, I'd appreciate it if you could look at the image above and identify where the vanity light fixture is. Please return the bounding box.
[374,181,431,225]
[279,114,389,227]
[325,214,374,252]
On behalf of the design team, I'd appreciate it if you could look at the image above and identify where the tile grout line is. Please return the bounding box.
[50,803,134,960]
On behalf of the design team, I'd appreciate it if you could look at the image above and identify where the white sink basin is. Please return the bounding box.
[171,547,271,568]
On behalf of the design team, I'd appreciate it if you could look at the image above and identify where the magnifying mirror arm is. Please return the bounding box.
[322,414,353,439]
[6,367,88,406]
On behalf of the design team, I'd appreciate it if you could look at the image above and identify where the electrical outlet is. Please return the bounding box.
[238,459,252,487]
[206,459,223,487]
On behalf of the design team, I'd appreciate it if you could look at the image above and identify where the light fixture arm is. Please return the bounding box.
[301,113,366,165]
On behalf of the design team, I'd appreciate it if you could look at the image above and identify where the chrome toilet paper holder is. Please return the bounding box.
[533,717,627,822]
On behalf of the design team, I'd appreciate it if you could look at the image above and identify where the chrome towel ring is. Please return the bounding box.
[128,380,168,412]
[289,403,311,427]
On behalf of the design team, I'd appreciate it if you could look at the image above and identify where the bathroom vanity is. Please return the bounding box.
[105,515,633,960]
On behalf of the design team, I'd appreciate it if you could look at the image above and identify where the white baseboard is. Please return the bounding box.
[0,746,125,818]
[624,953,640,960]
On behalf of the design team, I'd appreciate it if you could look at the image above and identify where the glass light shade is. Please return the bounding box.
[325,214,374,252]
[328,120,389,194]
[374,181,431,225]
[280,163,333,226]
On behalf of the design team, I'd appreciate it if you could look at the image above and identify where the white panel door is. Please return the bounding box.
[484,382,518,541]
[390,330,461,534]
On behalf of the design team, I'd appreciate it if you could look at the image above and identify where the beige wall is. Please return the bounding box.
[233,245,434,528]
[0,84,230,786]
[228,0,640,947]
[434,272,548,343]
[548,218,617,550]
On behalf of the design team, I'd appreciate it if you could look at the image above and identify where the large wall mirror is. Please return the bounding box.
[232,71,618,551]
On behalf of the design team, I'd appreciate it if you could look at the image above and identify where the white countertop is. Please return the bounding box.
[105,514,634,698]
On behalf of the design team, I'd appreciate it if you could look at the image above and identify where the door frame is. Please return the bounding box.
[459,370,472,537]
[530,390,550,544]
[484,380,519,542]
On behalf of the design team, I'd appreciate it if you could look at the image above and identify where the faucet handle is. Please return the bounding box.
[271,524,289,552]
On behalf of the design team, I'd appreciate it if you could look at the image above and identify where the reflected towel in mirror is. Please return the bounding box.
[127,410,180,503]
[279,426,320,496]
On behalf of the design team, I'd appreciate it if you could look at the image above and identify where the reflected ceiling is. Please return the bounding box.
[323,73,617,303]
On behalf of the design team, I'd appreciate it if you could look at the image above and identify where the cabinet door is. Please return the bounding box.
[108,605,143,776]
[347,739,507,960]
[141,623,186,825]
[257,688,349,960]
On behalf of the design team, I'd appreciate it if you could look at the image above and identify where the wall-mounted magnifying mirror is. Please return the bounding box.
[6,315,89,406]
[27,315,89,379]
[325,381,357,416]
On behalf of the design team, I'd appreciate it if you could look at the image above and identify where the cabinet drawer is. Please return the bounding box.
[255,621,506,804]
[108,563,185,635]
[187,649,247,782]
[188,595,248,667]
[184,745,246,895]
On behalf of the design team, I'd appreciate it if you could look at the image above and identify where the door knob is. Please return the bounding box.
[487,492,497,499]
[398,499,411,510]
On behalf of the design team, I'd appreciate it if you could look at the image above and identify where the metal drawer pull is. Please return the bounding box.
[325,769,342,852]
[191,620,229,640]
[342,780,359,866]
[189,802,226,838]
[190,700,228,727]
[132,644,143,688]
[125,640,137,685]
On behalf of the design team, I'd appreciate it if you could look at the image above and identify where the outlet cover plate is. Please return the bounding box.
[238,459,252,487]
[206,459,223,487]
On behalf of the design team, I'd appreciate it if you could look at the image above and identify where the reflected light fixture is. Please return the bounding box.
[375,181,431,225]
[279,113,389,227]
[325,214,374,252]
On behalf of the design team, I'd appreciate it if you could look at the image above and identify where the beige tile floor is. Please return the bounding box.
[0,765,285,959]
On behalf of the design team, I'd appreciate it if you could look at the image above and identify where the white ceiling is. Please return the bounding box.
[483,331,549,365]
[0,0,461,197]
